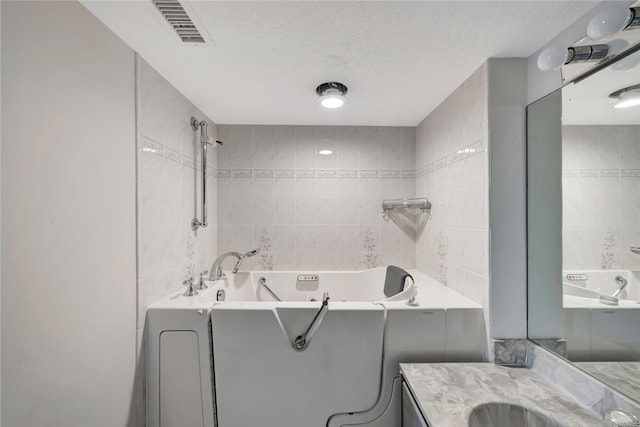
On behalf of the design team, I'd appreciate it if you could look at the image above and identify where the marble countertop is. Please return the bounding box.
[576,361,640,404]
[400,363,605,426]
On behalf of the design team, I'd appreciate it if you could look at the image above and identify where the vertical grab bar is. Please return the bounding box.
[191,117,222,231]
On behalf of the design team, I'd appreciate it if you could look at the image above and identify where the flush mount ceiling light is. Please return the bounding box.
[316,82,348,109]
[609,85,640,109]
[587,5,639,41]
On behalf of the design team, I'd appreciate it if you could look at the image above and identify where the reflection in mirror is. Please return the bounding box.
[528,39,640,403]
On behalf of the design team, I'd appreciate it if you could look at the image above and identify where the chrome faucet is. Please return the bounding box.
[209,248,260,281]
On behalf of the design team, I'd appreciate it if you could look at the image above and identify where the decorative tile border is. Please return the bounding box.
[380,170,399,179]
[275,170,295,178]
[601,169,620,177]
[562,169,640,178]
[142,136,217,175]
[435,157,447,170]
[232,169,252,179]
[358,170,378,178]
[317,170,337,178]
[622,169,640,177]
[295,170,315,178]
[338,170,358,178]
[254,170,273,179]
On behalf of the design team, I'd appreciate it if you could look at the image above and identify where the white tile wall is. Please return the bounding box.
[562,125,640,270]
[216,125,416,271]
[414,65,490,311]
[136,58,218,326]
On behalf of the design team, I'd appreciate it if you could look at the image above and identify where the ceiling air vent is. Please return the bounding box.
[152,0,205,44]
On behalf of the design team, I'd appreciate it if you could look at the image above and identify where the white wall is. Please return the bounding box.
[216,125,415,271]
[1,2,137,426]
[487,58,528,339]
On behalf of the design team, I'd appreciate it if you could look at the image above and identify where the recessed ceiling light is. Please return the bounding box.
[318,149,333,155]
[316,82,348,109]
[609,85,640,109]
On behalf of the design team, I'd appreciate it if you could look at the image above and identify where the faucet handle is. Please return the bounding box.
[183,278,199,297]
[195,270,209,290]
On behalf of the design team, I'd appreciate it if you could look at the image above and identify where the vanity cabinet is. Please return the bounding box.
[402,381,430,427]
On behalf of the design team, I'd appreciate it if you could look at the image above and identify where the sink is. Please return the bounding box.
[468,403,565,427]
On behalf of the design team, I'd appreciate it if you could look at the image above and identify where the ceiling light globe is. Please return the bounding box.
[537,45,568,72]
[587,6,632,41]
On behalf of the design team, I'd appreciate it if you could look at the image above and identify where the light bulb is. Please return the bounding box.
[587,5,632,41]
[318,92,345,109]
[537,45,568,72]
[614,89,640,109]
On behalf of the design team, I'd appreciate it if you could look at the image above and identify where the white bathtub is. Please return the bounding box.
[563,270,640,302]
[146,267,484,427]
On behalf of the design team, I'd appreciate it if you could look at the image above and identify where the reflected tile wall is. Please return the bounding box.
[216,125,416,271]
[562,125,640,271]
[414,64,490,312]
[136,57,218,329]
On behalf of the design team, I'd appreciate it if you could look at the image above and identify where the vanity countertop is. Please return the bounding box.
[400,363,605,426]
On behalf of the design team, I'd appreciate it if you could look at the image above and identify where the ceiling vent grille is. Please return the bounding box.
[152,0,205,44]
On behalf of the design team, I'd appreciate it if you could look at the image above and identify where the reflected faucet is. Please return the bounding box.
[209,248,260,281]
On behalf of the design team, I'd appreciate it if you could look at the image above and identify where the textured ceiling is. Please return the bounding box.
[81,1,602,126]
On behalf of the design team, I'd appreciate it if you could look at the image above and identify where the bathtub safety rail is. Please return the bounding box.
[259,276,282,301]
[294,292,330,351]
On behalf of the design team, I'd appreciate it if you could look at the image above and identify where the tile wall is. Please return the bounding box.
[135,57,218,424]
[562,125,640,270]
[414,64,490,309]
[216,125,416,271]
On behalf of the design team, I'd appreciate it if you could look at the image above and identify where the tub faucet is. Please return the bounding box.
[209,248,260,281]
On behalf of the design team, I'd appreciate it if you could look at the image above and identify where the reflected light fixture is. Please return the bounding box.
[316,82,348,109]
[587,5,639,41]
[318,149,333,155]
[609,85,640,109]
[537,44,609,72]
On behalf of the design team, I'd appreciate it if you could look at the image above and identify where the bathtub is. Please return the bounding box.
[563,270,640,302]
[146,267,484,427]
[563,270,640,361]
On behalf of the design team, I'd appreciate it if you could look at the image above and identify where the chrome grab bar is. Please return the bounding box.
[294,292,329,351]
[191,117,223,231]
[259,276,281,301]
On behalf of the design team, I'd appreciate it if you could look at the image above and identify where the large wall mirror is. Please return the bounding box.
[528,35,640,401]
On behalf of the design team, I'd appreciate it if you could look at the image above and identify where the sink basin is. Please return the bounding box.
[468,403,565,427]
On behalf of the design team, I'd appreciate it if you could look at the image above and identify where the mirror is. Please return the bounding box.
[527,34,640,401]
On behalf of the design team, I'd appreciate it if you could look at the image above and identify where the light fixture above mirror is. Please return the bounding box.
[610,84,640,108]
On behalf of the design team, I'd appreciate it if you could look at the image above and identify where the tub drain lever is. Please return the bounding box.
[294,292,330,351]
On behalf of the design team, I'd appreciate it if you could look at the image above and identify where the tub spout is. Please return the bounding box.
[209,248,260,281]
